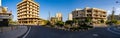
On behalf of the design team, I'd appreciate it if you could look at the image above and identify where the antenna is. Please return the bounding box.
[49,11,51,21]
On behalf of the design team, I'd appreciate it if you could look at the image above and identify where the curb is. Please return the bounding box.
[18,26,31,38]
[23,26,31,38]
[107,27,120,35]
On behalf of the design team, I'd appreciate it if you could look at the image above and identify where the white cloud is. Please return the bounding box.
[115,7,120,15]
[107,7,120,15]
[107,10,112,15]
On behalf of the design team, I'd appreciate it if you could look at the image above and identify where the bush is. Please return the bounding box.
[46,21,51,25]
[55,21,64,27]
[106,20,117,24]
[65,20,73,25]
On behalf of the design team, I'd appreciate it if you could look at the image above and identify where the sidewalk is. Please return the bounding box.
[0,26,28,38]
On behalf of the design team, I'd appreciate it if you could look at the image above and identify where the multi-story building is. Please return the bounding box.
[68,13,73,20]
[72,7,107,25]
[17,0,40,25]
[56,13,62,21]
[0,6,12,26]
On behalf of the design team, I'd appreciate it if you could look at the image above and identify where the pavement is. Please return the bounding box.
[25,26,120,38]
[0,26,28,38]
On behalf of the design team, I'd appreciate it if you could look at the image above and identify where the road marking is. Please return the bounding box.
[107,28,120,35]
[93,34,98,37]
[22,27,31,38]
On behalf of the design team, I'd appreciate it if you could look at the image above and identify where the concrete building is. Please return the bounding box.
[72,7,107,25]
[68,13,73,20]
[56,13,62,21]
[0,7,12,26]
[17,0,40,25]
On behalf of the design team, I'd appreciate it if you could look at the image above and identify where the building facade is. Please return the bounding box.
[17,0,40,25]
[72,7,107,24]
[56,13,62,21]
[68,13,73,20]
[0,6,12,26]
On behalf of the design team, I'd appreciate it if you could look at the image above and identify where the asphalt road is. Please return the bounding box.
[25,26,120,38]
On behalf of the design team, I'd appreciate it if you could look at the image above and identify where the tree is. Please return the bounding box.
[106,20,111,24]
[111,20,117,24]
[85,17,91,23]
[65,20,73,25]
[55,21,64,27]
[84,17,92,25]
[46,20,51,25]
[73,19,78,23]
[111,7,115,21]
[8,19,17,25]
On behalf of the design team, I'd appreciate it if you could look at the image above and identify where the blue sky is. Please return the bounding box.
[2,0,120,21]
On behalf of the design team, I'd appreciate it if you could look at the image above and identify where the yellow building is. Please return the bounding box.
[17,0,40,25]
[72,7,107,24]
[68,13,73,20]
[56,13,62,21]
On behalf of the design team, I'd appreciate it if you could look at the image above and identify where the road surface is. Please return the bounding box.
[25,26,120,38]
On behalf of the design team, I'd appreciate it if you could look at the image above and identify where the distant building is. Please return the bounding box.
[50,17,57,25]
[68,13,73,20]
[56,13,62,21]
[17,0,40,25]
[107,15,120,21]
[37,18,47,25]
[50,13,63,25]
[72,7,107,25]
[0,6,12,26]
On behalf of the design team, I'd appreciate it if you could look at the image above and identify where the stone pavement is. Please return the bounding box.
[0,26,28,38]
